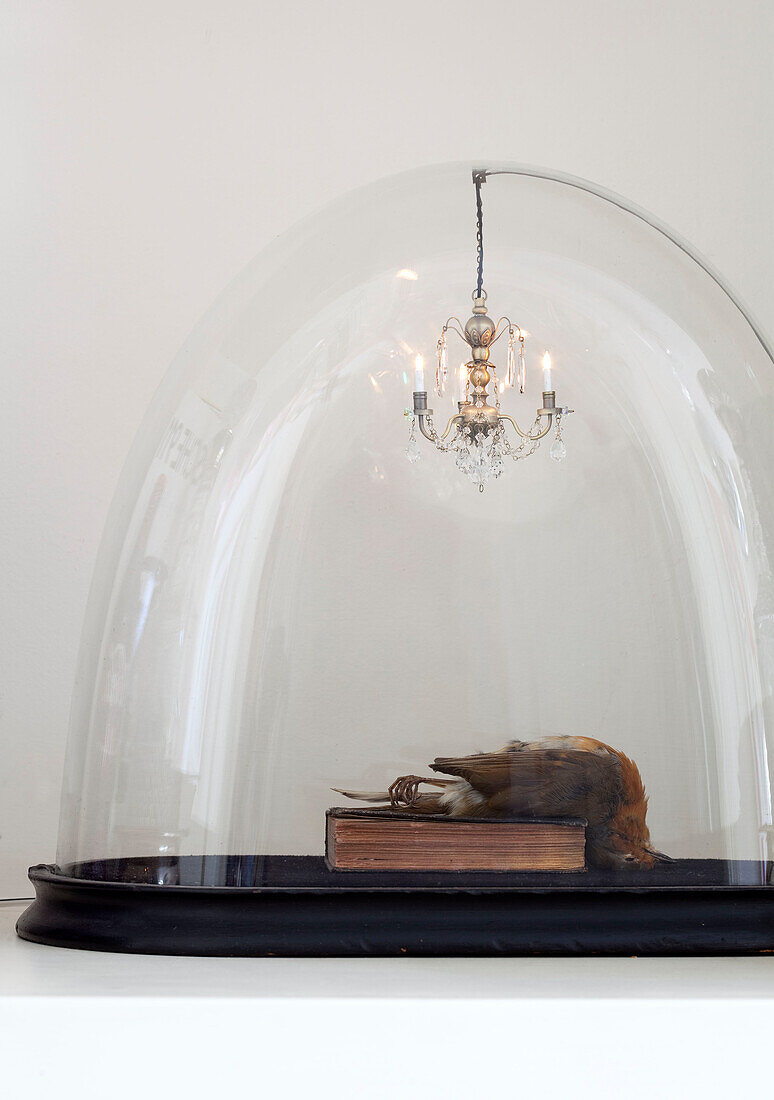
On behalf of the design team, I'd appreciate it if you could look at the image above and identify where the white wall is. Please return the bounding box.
[2,0,774,895]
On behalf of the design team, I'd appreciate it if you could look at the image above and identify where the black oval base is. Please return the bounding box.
[17,857,774,956]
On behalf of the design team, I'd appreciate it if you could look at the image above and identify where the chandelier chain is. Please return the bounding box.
[474,172,484,297]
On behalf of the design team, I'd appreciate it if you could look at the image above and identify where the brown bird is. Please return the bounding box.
[335,735,670,869]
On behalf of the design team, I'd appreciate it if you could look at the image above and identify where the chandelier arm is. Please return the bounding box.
[443,318,468,343]
[490,317,516,345]
[425,412,463,441]
[416,414,437,443]
[498,412,554,441]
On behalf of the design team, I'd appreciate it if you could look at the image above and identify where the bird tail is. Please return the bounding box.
[331,787,390,803]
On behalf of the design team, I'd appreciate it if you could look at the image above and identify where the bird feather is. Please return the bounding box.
[430,748,624,826]
[330,787,390,803]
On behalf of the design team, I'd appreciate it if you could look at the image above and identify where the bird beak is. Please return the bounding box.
[648,848,674,863]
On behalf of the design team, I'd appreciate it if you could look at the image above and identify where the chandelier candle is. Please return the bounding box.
[542,351,553,391]
[405,171,572,490]
[414,353,425,390]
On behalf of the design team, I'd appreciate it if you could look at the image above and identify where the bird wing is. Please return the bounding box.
[429,748,623,824]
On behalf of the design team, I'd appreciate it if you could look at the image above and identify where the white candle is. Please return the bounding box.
[542,351,553,391]
[414,354,425,391]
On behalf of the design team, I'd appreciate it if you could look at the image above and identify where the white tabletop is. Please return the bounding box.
[2,899,773,1098]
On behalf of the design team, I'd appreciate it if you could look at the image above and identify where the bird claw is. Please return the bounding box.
[389,775,428,808]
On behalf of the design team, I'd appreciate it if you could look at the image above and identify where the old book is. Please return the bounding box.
[325,808,586,872]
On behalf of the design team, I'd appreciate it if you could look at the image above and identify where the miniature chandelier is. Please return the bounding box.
[405,170,572,490]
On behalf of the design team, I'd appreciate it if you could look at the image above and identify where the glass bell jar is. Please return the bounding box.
[18,163,774,956]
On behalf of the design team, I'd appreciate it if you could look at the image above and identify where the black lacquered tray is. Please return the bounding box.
[16,855,774,956]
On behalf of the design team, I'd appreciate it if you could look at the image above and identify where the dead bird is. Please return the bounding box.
[334,734,670,869]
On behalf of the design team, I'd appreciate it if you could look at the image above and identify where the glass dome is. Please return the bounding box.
[48,164,774,911]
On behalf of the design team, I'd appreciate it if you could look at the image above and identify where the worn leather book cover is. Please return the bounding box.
[325,808,586,871]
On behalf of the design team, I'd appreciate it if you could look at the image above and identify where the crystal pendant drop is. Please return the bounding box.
[550,437,567,462]
[436,332,448,397]
[406,435,421,463]
[506,332,516,388]
[518,343,526,394]
[466,433,492,491]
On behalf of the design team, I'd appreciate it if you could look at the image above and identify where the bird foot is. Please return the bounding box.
[388,775,443,808]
